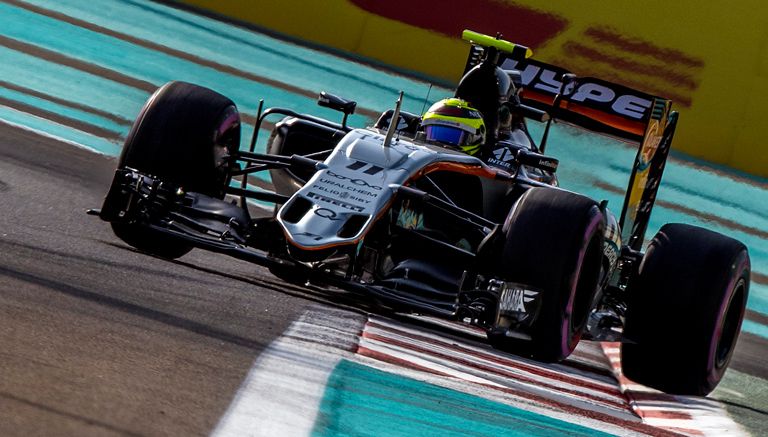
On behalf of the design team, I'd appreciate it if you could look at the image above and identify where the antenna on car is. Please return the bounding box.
[420,84,433,116]
[540,73,577,153]
[384,91,404,148]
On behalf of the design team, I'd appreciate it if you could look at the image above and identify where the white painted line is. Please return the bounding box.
[357,317,681,436]
[212,306,367,437]
[359,337,507,387]
[368,317,620,389]
[361,318,637,422]
[363,323,625,403]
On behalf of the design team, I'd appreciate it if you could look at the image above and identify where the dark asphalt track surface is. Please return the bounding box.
[1,123,766,435]
[0,123,322,436]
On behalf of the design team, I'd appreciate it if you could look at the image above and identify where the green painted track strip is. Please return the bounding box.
[0,83,128,136]
[33,0,451,108]
[313,360,613,437]
[0,105,121,155]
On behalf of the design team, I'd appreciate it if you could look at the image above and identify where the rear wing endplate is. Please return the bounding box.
[619,106,678,250]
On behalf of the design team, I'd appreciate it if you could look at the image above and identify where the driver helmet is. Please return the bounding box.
[420,98,486,155]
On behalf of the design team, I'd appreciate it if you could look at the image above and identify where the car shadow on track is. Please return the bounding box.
[101,240,511,352]
[102,240,387,318]
[0,261,267,351]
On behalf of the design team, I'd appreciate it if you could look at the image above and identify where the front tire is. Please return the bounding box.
[621,223,750,396]
[488,188,604,361]
[107,81,241,259]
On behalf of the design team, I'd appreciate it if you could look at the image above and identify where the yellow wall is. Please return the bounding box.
[180,0,768,177]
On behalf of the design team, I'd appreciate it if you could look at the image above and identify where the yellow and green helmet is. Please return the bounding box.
[421,98,486,155]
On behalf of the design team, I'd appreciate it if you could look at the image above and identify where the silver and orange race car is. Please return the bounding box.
[91,30,749,396]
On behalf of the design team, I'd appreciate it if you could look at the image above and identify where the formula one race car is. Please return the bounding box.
[91,30,750,396]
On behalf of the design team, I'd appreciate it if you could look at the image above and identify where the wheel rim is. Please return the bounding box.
[570,230,602,337]
[715,278,746,369]
[213,106,240,195]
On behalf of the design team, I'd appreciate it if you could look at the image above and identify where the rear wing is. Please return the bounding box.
[462,30,679,250]
[503,57,666,143]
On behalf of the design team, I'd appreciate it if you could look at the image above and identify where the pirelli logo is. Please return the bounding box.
[306,192,364,212]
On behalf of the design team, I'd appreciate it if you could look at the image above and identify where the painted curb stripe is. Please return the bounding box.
[0,34,155,92]
[356,316,688,436]
[367,319,619,389]
[214,306,689,436]
[362,321,625,403]
[359,324,629,412]
[357,335,631,414]
[600,343,749,437]
[0,93,122,141]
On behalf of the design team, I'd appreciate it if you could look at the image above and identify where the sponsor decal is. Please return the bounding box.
[325,170,383,191]
[487,158,512,170]
[396,205,425,230]
[500,287,527,313]
[536,158,558,171]
[312,182,377,203]
[313,207,343,221]
[504,59,653,120]
[487,147,515,170]
[493,147,515,162]
[307,192,366,212]
[602,240,619,270]
[570,84,652,120]
[313,180,379,199]
[349,0,568,48]
[493,281,539,315]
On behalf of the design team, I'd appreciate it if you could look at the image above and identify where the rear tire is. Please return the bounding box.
[488,188,604,361]
[108,81,241,259]
[621,223,750,395]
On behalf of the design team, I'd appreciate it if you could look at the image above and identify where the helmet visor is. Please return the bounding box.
[424,125,466,146]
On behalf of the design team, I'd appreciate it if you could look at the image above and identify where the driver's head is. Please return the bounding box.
[420,98,486,155]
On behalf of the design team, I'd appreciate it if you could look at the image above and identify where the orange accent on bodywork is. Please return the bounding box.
[418,161,511,180]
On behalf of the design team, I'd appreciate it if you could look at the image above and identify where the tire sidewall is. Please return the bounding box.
[705,250,749,387]
[492,188,604,361]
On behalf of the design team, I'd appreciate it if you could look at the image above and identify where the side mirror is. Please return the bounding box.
[519,104,550,123]
[540,73,579,153]
[517,148,558,173]
[317,91,356,115]
[318,91,356,128]
[501,100,549,123]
